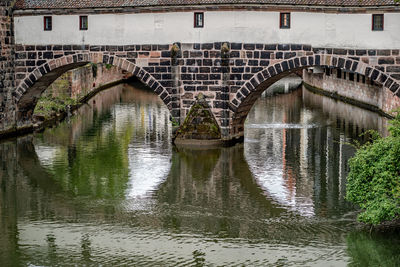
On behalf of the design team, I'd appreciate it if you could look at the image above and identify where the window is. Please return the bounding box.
[372,14,384,31]
[194,12,204,28]
[280,13,290,29]
[80,16,88,30]
[44,16,52,31]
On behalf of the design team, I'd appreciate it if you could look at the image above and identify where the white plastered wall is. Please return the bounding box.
[14,11,400,49]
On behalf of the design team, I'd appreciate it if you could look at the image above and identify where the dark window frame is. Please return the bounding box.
[194,12,204,28]
[280,12,291,29]
[80,15,88,30]
[372,14,384,31]
[44,16,52,31]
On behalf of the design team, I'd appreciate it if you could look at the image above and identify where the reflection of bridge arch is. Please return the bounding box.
[231,55,400,134]
[15,52,172,122]
[157,145,287,220]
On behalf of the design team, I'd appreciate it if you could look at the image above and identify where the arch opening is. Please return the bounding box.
[14,53,172,125]
[230,55,400,138]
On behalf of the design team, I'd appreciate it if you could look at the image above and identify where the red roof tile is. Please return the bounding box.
[14,0,400,9]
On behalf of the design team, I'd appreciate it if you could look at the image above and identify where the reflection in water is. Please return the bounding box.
[245,88,375,218]
[347,231,400,267]
[0,83,398,266]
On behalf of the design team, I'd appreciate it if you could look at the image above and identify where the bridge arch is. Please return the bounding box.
[230,54,400,135]
[14,52,172,122]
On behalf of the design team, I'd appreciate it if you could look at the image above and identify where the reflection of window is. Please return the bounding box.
[80,16,88,30]
[337,69,342,79]
[44,16,52,31]
[194,12,204,28]
[280,13,290,29]
[372,14,384,31]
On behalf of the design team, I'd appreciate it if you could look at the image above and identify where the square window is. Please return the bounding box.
[280,13,290,29]
[194,12,204,28]
[80,16,88,30]
[372,14,384,31]
[44,16,52,31]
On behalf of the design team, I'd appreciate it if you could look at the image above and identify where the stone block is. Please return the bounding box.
[284,52,296,59]
[190,51,203,58]
[387,66,400,72]
[278,44,290,51]
[275,64,282,74]
[251,67,263,73]
[356,50,367,56]
[268,66,276,76]
[248,60,258,66]
[333,48,347,55]
[378,57,395,65]
[43,52,53,59]
[378,50,391,56]
[290,44,302,50]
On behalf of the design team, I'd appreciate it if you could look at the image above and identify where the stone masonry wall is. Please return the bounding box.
[303,69,400,114]
[0,1,15,131]
[48,63,130,100]
[10,43,400,141]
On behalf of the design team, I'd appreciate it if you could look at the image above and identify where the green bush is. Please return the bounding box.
[34,96,77,119]
[346,112,400,225]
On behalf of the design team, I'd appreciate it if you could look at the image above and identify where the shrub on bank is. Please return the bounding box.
[34,96,77,120]
[346,112,400,225]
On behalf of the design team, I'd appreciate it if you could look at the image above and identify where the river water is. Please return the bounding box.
[0,82,399,266]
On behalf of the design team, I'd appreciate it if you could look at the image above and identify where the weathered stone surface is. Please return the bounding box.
[0,1,16,132]
[174,93,221,142]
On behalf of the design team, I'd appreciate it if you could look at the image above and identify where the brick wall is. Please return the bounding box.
[0,1,15,131]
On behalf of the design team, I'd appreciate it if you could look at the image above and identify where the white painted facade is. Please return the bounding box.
[14,10,400,49]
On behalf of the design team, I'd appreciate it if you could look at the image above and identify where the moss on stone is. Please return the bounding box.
[174,96,221,141]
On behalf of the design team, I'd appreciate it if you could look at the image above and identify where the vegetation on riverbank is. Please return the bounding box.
[34,95,78,120]
[346,111,400,226]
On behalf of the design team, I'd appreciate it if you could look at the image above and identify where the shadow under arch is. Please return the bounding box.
[15,52,172,122]
[230,54,400,134]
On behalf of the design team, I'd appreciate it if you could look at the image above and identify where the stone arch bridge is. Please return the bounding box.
[13,42,400,144]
